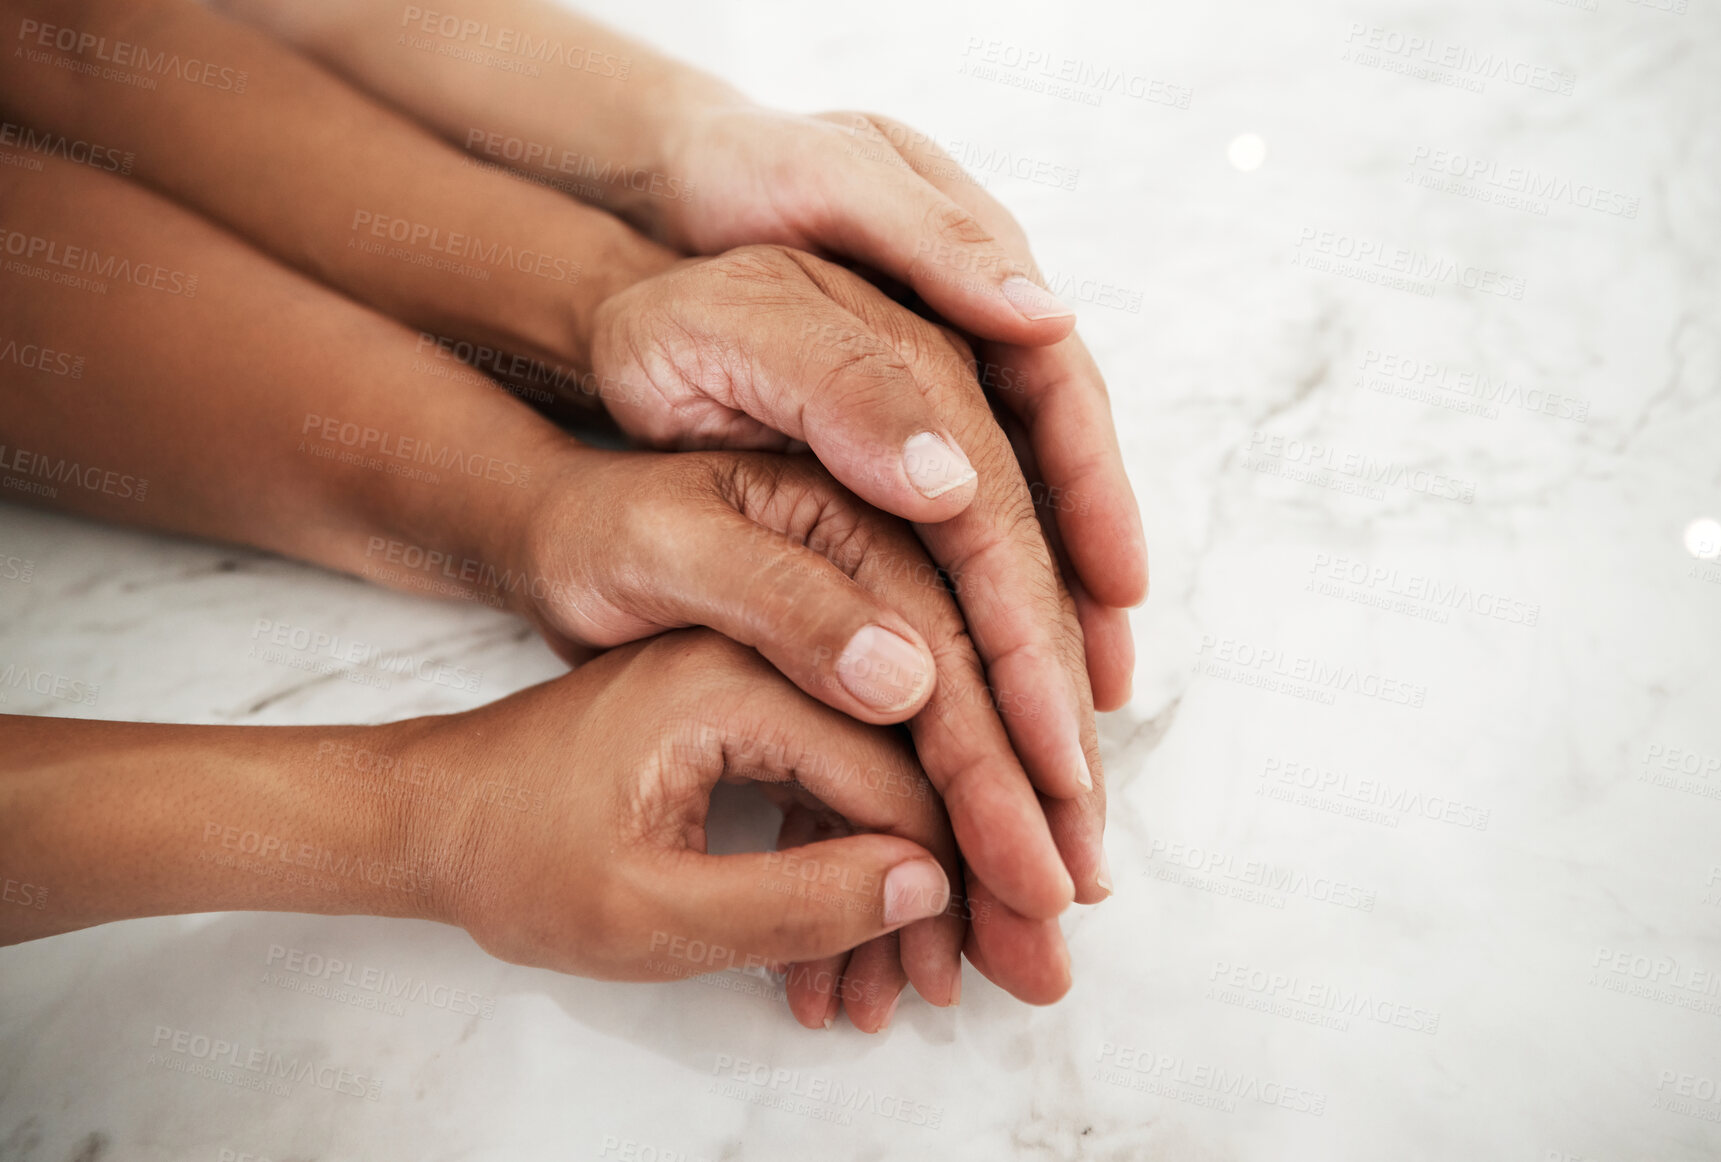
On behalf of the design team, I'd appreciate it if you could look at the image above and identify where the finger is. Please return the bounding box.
[743,257,984,521]
[859,116,1149,610]
[985,335,1149,609]
[962,873,1073,1005]
[776,804,854,1029]
[741,465,1074,921]
[842,930,908,1034]
[997,409,1112,902]
[643,836,949,969]
[785,273,1096,808]
[602,249,980,523]
[805,113,1078,346]
[663,643,965,1003]
[1001,409,1133,710]
[1046,767,1111,908]
[1076,585,1134,713]
[636,470,938,724]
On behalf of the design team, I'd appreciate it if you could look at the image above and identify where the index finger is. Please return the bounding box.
[734,459,1074,924]
[852,112,1148,609]
[795,263,1100,805]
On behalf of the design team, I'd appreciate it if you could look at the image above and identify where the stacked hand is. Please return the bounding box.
[0,0,1146,1027]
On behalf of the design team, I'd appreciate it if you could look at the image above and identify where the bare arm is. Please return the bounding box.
[0,0,675,377]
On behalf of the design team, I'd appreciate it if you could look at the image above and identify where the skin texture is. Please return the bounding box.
[0,149,1099,1007]
[0,631,959,1032]
[1,0,1150,1006]
[206,0,1149,702]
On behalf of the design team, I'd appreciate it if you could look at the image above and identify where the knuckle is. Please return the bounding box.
[924,199,995,249]
[714,243,803,284]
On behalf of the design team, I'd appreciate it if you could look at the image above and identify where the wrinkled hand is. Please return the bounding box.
[502,442,1084,1001]
[400,629,958,1031]
[653,106,1148,706]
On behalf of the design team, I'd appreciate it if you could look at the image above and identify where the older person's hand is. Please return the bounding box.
[208,0,1149,713]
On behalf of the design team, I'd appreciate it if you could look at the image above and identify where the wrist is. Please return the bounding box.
[609,73,751,239]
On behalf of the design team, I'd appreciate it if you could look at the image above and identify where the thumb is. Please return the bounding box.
[656,494,939,724]
[640,837,952,971]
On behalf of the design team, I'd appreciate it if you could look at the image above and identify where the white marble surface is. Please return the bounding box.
[3,0,1720,1158]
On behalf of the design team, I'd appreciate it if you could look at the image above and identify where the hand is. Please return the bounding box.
[653,105,1148,708]
[185,0,1149,705]
[588,247,1109,884]
[399,629,958,1031]
[0,147,1070,1001]
[0,632,960,1032]
[509,440,1089,1002]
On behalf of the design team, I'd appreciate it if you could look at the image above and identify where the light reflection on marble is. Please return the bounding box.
[2,0,1718,1158]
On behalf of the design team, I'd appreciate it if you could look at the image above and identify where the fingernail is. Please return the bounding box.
[883,859,949,926]
[1072,739,1093,792]
[902,431,977,500]
[838,625,933,713]
[823,991,840,1030]
[949,971,962,1007]
[878,988,904,1031]
[1001,275,1075,321]
[1095,850,1114,897]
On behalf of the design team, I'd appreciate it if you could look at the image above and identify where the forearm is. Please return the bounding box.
[0,713,446,943]
[216,0,742,237]
[0,0,676,372]
[0,150,568,610]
